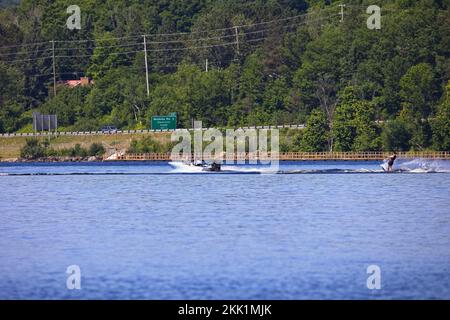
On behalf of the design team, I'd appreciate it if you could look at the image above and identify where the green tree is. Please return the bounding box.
[431,82,450,150]
[293,26,348,149]
[262,76,290,115]
[39,86,90,127]
[353,102,381,152]
[20,138,46,159]
[88,143,105,156]
[0,63,25,132]
[396,63,437,150]
[148,63,238,128]
[333,87,381,151]
[301,108,329,152]
[400,63,435,119]
[87,33,132,80]
[238,53,265,112]
[381,118,412,152]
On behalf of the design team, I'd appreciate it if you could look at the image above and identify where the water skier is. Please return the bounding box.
[387,152,397,172]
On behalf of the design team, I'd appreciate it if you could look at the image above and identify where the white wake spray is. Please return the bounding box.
[397,158,450,173]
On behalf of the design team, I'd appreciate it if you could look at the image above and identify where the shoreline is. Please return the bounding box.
[2,158,450,164]
[0,156,104,163]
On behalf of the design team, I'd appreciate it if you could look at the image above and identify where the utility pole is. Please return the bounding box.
[143,35,150,97]
[51,40,56,97]
[205,58,208,72]
[234,26,240,56]
[338,4,346,23]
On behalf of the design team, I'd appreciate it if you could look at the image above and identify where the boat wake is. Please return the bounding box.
[168,162,278,174]
[167,158,450,174]
[396,158,450,173]
[1,159,448,176]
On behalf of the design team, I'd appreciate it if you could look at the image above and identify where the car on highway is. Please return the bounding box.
[100,125,118,133]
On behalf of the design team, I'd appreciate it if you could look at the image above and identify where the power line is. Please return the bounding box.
[0,11,316,49]
[1,7,443,51]
[54,49,143,59]
[53,34,144,44]
[16,36,266,80]
[55,42,143,51]
[27,71,86,78]
[0,41,50,50]
[23,56,241,78]
[140,11,313,39]
[0,31,256,57]
[1,14,337,90]
[1,55,52,63]
[1,15,334,62]
[0,48,54,57]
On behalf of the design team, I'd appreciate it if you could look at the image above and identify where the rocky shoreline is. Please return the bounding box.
[0,156,104,163]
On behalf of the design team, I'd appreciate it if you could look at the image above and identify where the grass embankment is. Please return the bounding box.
[0,133,172,160]
[0,128,304,160]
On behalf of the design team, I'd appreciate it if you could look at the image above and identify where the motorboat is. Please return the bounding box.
[168,160,221,172]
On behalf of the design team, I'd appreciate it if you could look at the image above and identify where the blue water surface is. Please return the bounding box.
[0,161,449,299]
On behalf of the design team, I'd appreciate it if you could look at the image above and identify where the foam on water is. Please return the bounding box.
[397,158,450,173]
[168,161,205,173]
[221,165,278,174]
[0,159,449,176]
[168,158,450,174]
[168,162,277,174]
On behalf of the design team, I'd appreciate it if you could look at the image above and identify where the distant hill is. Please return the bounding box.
[0,0,449,152]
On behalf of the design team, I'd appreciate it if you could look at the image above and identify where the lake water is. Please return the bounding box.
[0,160,449,299]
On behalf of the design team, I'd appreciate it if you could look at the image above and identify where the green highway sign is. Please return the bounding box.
[151,114,177,130]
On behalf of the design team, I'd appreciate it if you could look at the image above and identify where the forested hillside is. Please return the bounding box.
[0,0,449,151]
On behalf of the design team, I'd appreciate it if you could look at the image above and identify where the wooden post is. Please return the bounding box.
[234,26,240,55]
[51,40,56,97]
[143,35,150,97]
[338,4,346,23]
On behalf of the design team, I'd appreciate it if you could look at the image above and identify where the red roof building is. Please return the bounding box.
[58,77,94,88]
